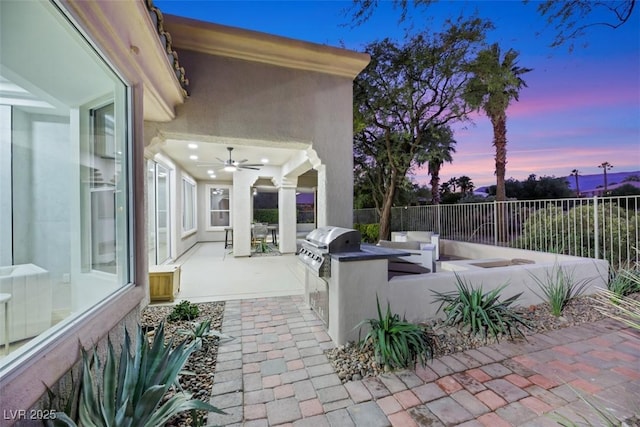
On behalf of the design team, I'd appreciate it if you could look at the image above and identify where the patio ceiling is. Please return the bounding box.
[160,137,311,181]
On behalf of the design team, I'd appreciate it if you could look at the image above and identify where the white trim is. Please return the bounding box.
[206,184,232,231]
[181,175,197,237]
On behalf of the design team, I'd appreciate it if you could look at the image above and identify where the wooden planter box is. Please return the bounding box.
[149,265,181,302]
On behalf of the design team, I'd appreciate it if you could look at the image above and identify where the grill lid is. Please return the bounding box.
[304,226,361,253]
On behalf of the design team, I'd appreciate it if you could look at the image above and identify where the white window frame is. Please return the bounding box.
[181,176,197,237]
[206,184,232,230]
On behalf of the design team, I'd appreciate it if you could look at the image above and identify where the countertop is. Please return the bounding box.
[329,244,411,262]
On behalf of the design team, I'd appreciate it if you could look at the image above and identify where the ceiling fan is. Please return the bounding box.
[197,147,263,172]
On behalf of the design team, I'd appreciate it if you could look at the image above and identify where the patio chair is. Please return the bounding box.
[252,224,269,252]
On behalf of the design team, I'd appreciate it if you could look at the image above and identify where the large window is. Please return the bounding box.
[182,177,196,235]
[0,1,131,371]
[207,185,231,228]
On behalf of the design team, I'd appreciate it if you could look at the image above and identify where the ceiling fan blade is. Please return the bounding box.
[236,159,248,164]
[240,163,264,167]
[239,166,261,170]
[216,157,226,163]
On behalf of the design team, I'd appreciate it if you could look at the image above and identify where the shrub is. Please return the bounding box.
[354,223,380,243]
[528,264,592,316]
[358,297,433,370]
[432,275,529,341]
[168,300,200,322]
[514,203,639,269]
[253,209,278,224]
[608,269,640,297]
[49,322,223,426]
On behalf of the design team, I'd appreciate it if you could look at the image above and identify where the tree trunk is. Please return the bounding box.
[492,114,508,241]
[378,184,396,241]
[430,167,441,205]
[492,114,508,202]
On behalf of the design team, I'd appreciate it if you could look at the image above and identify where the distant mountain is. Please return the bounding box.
[473,170,640,195]
[567,170,640,191]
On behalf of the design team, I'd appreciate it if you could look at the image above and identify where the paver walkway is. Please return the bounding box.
[206,296,640,426]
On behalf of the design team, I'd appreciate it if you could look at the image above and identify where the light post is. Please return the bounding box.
[598,162,613,194]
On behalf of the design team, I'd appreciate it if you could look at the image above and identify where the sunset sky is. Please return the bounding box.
[155,0,640,188]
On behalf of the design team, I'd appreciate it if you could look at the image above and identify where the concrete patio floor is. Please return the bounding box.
[167,243,640,426]
[172,242,305,303]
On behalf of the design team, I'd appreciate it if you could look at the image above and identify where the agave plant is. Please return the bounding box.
[432,275,529,341]
[49,322,224,427]
[358,296,433,370]
[177,318,233,350]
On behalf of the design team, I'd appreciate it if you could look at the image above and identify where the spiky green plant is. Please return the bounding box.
[432,275,529,341]
[177,319,233,350]
[358,297,433,370]
[607,267,640,297]
[528,263,593,316]
[49,322,223,427]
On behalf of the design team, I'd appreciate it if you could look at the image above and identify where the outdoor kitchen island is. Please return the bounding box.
[299,226,410,345]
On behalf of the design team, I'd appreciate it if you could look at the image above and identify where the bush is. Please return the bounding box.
[432,275,529,341]
[358,297,433,370]
[168,300,200,322]
[253,209,278,224]
[514,203,639,268]
[354,223,380,243]
[528,264,592,316]
[608,267,640,297]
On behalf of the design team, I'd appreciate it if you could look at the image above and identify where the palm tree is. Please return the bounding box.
[571,169,581,197]
[464,44,532,202]
[456,176,475,194]
[447,177,458,193]
[425,126,457,205]
[598,161,613,194]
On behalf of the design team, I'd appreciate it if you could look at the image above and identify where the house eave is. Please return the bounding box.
[163,14,370,79]
[58,0,186,122]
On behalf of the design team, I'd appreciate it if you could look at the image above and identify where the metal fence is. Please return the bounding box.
[354,196,640,268]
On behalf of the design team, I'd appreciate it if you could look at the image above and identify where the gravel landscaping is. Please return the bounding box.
[141,301,225,427]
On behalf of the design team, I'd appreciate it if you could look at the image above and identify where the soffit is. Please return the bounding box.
[59,0,186,121]
[163,14,370,79]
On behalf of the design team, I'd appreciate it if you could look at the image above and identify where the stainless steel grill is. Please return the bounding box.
[299,226,362,326]
[298,226,361,278]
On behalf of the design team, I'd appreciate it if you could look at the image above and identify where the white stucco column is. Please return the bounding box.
[316,164,327,227]
[232,171,253,257]
[278,177,298,254]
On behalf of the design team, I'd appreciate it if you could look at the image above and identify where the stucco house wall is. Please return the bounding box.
[151,51,356,229]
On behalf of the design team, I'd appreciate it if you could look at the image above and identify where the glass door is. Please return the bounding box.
[147,160,171,265]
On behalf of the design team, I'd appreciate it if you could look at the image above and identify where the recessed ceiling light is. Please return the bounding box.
[188,143,198,149]
[261,158,269,163]
[207,170,214,174]
[189,155,198,160]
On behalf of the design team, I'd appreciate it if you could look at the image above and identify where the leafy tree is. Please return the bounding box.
[611,183,640,197]
[354,20,489,240]
[532,0,637,50]
[487,174,573,200]
[464,44,532,202]
[348,0,636,51]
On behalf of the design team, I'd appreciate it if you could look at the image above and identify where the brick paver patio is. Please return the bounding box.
[207,296,640,426]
